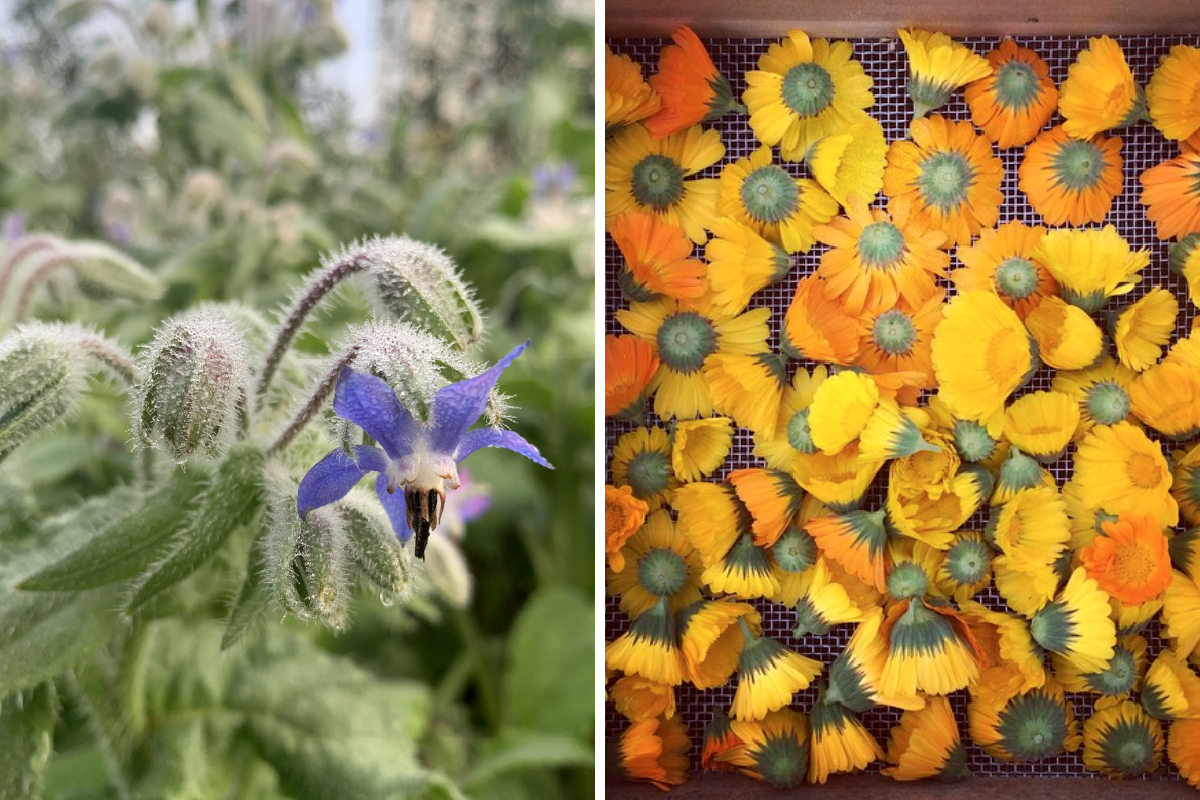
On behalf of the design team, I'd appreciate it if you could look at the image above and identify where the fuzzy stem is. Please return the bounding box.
[255,253,370,404]
[12,253,75,322]
[266,345,360,456]
[0,235,56,302]
[75,333,141,385]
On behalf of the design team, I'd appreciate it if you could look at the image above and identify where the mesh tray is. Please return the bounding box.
[604,32,1200,779]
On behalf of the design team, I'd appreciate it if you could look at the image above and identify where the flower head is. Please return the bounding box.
[899,29,991,119]
[297,343,551,559]
[1059,36,1144,139]
[605,45,661,133]
[1147,44,1200,143]
[965,39,1057,149]
[646,25,743,138]
[1019,126,1123,226]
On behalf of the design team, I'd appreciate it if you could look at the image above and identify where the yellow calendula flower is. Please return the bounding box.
[721,709,810,788]
[606,595,687,685]
[808,688,885,784]
[807,114,888,206]
[611,426,679,510]
[743,30,875,161]
[753,365,827,470]
[607,509,704,618]
[606,123,724,244]
[1024,295,1105,372]
[1143,650,1200,721]
[993,487,1071,580]
[610,674,676,722]
[806,508,891,593]
[728,467,806,548]
[705,351,789,440]
[1171,234,1200,310]
[968,678,1081,761]
[670,482,749,568]
[1059,35,1146,139]
[704,217,791,315]
[791,557,866,637]
[1032,225,1148,314]
[731,620,823,720]
[1083,701,1163,777]
[1164,569,1200,658]
[898,28,992,119]
[1003,391,1080,462]
[1051,635,1147,697]
[1029,567,1116,674]
[791,442,881,511]
[858,399,940,465]
[718,146,840,254]
[1147,44,1200,142]
[959,600,1045,700]
[807,370,880,455]
[678,598,760,690]
[1052,358,1136,438]
[878,593,983,700]
[1112,287,1179,372]
[1172,443,1200,528]
[1129,360,1200,440]
[882,695,970,781]
[951,221,1055,320]
[605,45,661,133]
[671,417,733,483]
[702,532,782,600]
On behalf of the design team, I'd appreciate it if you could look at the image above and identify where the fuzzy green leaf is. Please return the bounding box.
[502,587,592,738]
[0,682,57,800]
[127,444,265,611]
[221,529,273,651]
[19,470,204,592]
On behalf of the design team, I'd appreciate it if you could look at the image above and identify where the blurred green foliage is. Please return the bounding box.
[0,0,595,797]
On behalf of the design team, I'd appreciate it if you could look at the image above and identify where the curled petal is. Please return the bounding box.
[456,427,553,468]
[429,342,527,453]
[297,445,388,517]
[375,472,413,543]
[334,368,419,459]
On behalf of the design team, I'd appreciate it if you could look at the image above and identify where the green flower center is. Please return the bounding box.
[872,309,918,355]
[656,311,716,374]
[953,420,997,462]
[1051,138,1106,191]
[638,546,689,597]
[1085,381,1130,425]
[994,257,1039,301]
[630,154,685,210]
[786,408,817,454]
[774,527,817,573]
[1101,719,1157,775]
[945,538,990,587]
[996,690,1069,760]
[887,562,928,600]
[740,165,800,224]
[752,735,808,789]
[1085,646,1137,696]
[917,151,973,211]
[858,221,906,268]
[626,450,672,500]
[999,448,1044,493]
[781,62,835,117]
[994,60,1041,110]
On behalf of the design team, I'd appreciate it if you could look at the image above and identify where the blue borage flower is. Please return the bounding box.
[297,342,552,558]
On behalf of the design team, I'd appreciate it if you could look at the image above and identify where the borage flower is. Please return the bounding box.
[297,343,551,559]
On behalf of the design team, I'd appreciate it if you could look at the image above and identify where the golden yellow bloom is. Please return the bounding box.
[1171,234,1200,310]
[968,678,1081,762]
[1059,36,1145,139]
[1130,361,1200,440]
[705,352,788,440]
[1070,422,1178,528]
[882,696,970,781]
[605,45,661,132]
[807,370,880,455]
[721,709,810,788]
[678,599,759,690]
[898,28,992,119]
[791,442,882,512]
[728,468,805,548]
[753,365,827,470]
[704,217,790,315]
[1170,718,1200,790]
[879,597,982,699]
[1032,225,1148,314]
[808,113,888,206]
[1173,443,1200,528]
[1143,650,1200,721]
[1003,391,1080,461]
[1082,701,1163,777]
[1029,568,1116,674]
[959,600,1045,700]
[611,426,678,510]
[809,693,884,784]
[951,220,1054,319]
[1025,296,1105,372]
[670,482,747,568]
[610,675,676,722]
[671,417,733,483]
[607,509,704,618]
[1051,357,1136,438]
[1112,287,1179,372]
[1147,44,1200,142]
[732,622,823,720]
[1164,569,1200,658]
[606,596,687,685]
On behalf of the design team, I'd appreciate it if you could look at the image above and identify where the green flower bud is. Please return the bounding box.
[335,488,414,605]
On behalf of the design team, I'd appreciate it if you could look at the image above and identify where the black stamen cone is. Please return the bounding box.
[407,489,439,560]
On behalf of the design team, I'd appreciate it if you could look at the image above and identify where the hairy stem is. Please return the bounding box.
[266,345,360,456]
[0,235,57,302]
[76,333,142,385]
[13,253,75,322]
[255,253,370,404]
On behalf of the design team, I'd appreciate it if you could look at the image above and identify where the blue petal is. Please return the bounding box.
[333,368,420,460]
[456,427,553,469]
[297,445,389,517]
[429,342,528,454]
[375,472,412,542]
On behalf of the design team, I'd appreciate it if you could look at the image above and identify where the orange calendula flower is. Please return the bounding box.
[806,508,891,593]
[610,715,690,790]
[610,675,676,722]
[814,196,948,316]
[728,468,806,548]
[882,695,970,781]
[1140,151,1200,241]
[1059,35,1146,140]
[883,115,1004,249]
[965,39,1057,149]
[605,45,661,133]
[952,221,1054,320]
[606,123,724,245]
[1147,44,1200,143]
[1080,513,1171,605]
[1019,126,1123,226]
[610,212,706,302]
[646,25,743,138]
[854,290,943,395]
[604,334,660,421]
[718,146,840,254]
[782,275,861,365]
[605,485,649,572]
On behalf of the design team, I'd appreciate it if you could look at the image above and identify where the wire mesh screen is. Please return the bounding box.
[604,32,1200,779]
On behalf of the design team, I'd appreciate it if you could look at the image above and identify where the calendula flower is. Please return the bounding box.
[705,351,789,439]
[670,482,746,567]
[968,678,1081,761]
[806,508,891,593]
[965,39,1057,148]
[604,334,659,422]
[1111,287,1179,372]
[617,295,770,422]
[879,594,983,699]
[743,30,875,161]
[959,600,1045,699]
[991,447,1055,506]
[727,468,805,548]
[781,275,861,365]
[1083,701,1163,777]
[1163,569,1200,657]
[611,675,676,722]
[1003,391,1080,462]
[772,520,823,607]
[605,45,661,133]
[938,532,993,602]
[732,619,823,720]
[606,123,724,244]
[1053,635,1147,697]
[1018,126,1123,226]
[1147,44,1200,142]
[993,486,1071,582]
[806,371,882,457]
[701,714,742,773]
[898,28,992,119]
[753,365,828,469]
[1170,718,1200,789]
[882,695,970,781]
[703,532,782,599]
[610,211,706,302]
[888,424,959,499]
[1024,296,1105,372]
[678,599,759,689]
[606,596,687,685]
[1080,513,1171,605]
[1030,567,1116,674]
[609,715,690,790]
[808,688,885,784]
[1139,151,1200,241]
[951,418,1000,464]
[611,426,679,510]
[1129,360,1200,440]
[951,221,1055,320]
[1172,444,1200,528]
[1052,358,1136,438]
[792,557,867,637]
[1059,36,1145,139]
[607,510,704,618]
[853,291,943,398]
[824,607,926,713]
[721,709,810,787]
[645,25,743,138]
[297,344,551,560]
[1142,650,1200,721]
[931,290,1034,432]
[1170,234,1200,310]
[1071,424,1178,529]
[884,115,1004,249]
[671,417,733,483]
[605,485,648,572]
[858,400,940,464]
[792,441,882,510]
[1032,225,1148,313]
[718,146,840,253]
[704,217,790,315]
[808,115,888,206]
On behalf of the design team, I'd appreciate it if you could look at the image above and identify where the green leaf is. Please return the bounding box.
[463,731,593,791]
[221,529,273,651]
[0,682,57,800]
[502,587,592,738]
[222,64,270,132]
[128,444,265,611]
[19,470,204,592]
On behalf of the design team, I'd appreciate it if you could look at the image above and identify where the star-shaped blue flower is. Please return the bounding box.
[297,342,552,558]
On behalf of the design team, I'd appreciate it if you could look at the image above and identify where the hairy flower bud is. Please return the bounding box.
[132,309,250,463]
[288,505,350,629]
[66,241,163,302]
[335,488,414,605]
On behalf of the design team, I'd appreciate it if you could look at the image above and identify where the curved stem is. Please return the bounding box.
[255,253,370,405]
[75,333,141,385]
[265,345,360,456]
[0,235,57,302]
[13,253,75,322]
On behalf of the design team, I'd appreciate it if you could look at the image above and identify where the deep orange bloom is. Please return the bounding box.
[605,484,650,572]
[605,334,660,419]
[952,221,1055,320]
[613,716,691,790]
[646,26,742,138]
[1080,513,1172,605]
[966,39,1058,149]
[1140,152,1200,241]
[1019,126,1123,226]
[610,212,707,301]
